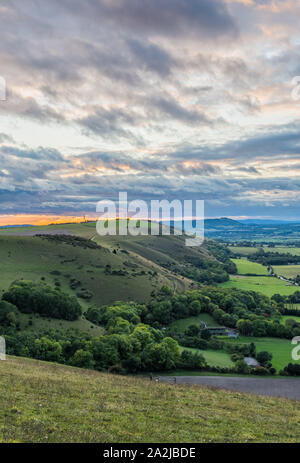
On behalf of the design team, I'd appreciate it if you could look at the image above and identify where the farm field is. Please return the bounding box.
[232,258,268,275]
[263,247,300,256]
[169,314,221,332]
[229,246,259,256]
[220,275,298,297]
[273,265,300,279]
[179,346,234,368]
[225,336,292,372]
[1,356,300,443]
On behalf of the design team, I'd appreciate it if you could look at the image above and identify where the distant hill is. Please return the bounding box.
[1,356,299,443]
[0,224,33,229]
[240,219,300,225]
[204,217,243,228]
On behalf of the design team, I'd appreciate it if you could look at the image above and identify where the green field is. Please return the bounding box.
[1,357,299,443]
[232,258,268,275]
[169,314,221,332]
[229,246,259,256]
[273,265,300,279]
[281,315,300,325]
[226,336,293,372]
[179,346,234,368]
[220,275,298,297]
[263,247,300,256]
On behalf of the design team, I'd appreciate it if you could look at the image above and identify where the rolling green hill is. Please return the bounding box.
[1,356,299,443]
[0,222,234,336]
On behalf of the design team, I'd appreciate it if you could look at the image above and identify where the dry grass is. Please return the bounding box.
[0,356,300,443]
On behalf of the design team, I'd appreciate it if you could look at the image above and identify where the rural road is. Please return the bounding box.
[159,376,300,400]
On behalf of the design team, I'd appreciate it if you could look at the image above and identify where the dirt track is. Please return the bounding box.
[159,376,300,400]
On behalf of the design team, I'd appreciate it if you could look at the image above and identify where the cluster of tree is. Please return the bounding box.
[249,249,300,266]
[143,286,297,338]
[169,324,257,356]
[1,319,204,374]
[158,240,237,285]
[37,234,101,250]
[0,301,20,327]
[2,280,82,320]
[203,240,237,275]
[280,363,300,376]
[272,292,300,307]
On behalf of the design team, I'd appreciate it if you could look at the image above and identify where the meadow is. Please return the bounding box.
[226,336,293,372]
[232,258,269,275]
[229,246,258,256]
[1,356,299,443]
[273,265,300,279]
[263,247,300,256]
[178,346,233,368]
[169,314,221,332]
[220,275,297,297]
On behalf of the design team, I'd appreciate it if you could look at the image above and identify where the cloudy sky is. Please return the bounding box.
[0,0,300,223]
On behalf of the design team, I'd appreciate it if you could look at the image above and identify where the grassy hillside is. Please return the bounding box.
[0,233,190,307]
[1,356,299,443]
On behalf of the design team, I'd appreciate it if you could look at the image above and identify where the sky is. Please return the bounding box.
[0,0,300,223]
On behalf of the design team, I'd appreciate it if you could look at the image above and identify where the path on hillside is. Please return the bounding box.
[159,376,300,400]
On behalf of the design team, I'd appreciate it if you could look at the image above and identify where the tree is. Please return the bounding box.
[256,351,272,365]
[3,281,82,320]
[185,324,200,337]
[33,337,62,362]
[0,301,19,326]
[70,349,95,369]
[145,337,180,371]
[234,360,250,374]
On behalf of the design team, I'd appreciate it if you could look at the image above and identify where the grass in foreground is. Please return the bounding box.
[220,275,297,297]
[0,356,300,443]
